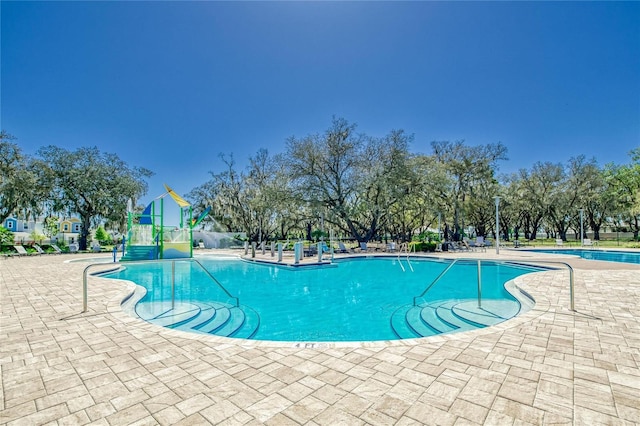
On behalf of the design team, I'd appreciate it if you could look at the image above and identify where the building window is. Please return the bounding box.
[63,224,69,231]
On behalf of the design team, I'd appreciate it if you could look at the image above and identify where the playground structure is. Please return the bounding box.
[121,185,209,261]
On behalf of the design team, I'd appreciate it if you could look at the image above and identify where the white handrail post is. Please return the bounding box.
[477,260,482,308]
[494,196,501,255]
[171,261,175,310]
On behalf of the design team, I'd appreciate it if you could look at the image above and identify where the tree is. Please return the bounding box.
[0,132,51,223]
[517,162,564,240]
[94,226,110,244]
[42,216,60,242]
[284,117,414,242]
[37,146,153,251]
[431,140,507,240]
[606,148,640,239]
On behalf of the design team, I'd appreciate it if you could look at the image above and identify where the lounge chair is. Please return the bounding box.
[337,242,350,253]
[91,242,102,252]
[359,242,369,252]
[69,243,79,253]
[33,244,46,254]
[51,244,63,254]
[556,239,564,247]
[583,238,594,247]
[386,242,397,252]
[13,245,31,256]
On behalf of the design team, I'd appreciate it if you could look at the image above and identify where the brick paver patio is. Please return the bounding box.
[1,249,639,425]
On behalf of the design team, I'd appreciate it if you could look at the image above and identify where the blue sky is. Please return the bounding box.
[2,1,639,222]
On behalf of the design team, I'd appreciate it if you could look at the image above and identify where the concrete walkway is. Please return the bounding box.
[1,249,639,425]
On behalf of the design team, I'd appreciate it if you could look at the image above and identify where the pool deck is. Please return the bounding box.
[1,249,639,425]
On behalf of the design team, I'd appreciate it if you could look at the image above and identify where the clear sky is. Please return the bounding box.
[2,1,639,222]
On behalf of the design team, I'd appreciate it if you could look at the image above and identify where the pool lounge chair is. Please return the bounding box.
[337,242,350,253]
[13,245,32,256]
[556,239,564,247]
[33,244,46,254]
[51,244,63,254]
[583,238,594,247]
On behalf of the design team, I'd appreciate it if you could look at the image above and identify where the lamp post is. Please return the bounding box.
[494,196,500,255]
[579,209,584,246]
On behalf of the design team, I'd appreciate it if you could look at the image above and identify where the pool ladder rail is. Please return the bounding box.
[397,242,414,272]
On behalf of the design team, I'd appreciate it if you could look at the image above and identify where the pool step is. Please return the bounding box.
[136,300,260,338]
[390,298,521,338]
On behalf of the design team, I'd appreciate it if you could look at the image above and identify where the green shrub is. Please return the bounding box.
[0,226,14,246]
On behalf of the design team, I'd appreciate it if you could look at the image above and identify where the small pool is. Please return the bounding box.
[102,256,541,342]
[527,249,640,265]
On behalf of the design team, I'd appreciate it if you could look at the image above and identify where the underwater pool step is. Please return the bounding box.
[405,306,440,337]
[391,298,520,338]
[231,305,260,339]
[195,304,232,334]
[390,305,421,339]
[435,300,479,332]
[137,299,260,338]
[171,302,217,330]
[451,300,520,327]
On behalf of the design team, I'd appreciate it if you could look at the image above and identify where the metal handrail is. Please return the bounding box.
[397,242,414,272]
[413,259,458,305]
[189,258,239,307]
[412,258,575,311]
[82,257,239,313]
[504,260,575,311]
[82,262,123,312]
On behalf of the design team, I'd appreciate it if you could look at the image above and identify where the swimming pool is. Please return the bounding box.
[103,256,541,342]
[527,249,640,264]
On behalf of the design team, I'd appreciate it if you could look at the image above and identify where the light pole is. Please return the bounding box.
[494,196,500,255]
[579,209,584,246]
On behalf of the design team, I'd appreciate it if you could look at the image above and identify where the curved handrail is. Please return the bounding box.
[82,262,123,312]
[411,258,575,311]
[504,260,574,311]
[83,257,239,313]
[413,259,458,305]
[189,258,239,307]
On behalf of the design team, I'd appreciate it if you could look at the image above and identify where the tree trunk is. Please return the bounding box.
[80,215,91,251]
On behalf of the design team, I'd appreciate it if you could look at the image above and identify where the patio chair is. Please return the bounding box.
[337,242,351,253]
[583,238,593,247]
[556,239,564,247]
[33,244,46,254]
[51,244,63,254]
[386,242,397,252]
[13,245,31,256]
[359,242,370,252]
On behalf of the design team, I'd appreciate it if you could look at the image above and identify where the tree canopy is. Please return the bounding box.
[37,145,153,250]
[2,123,638,247]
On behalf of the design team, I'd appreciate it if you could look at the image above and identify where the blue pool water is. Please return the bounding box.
[527,249,640,265]
[102,256,541,342]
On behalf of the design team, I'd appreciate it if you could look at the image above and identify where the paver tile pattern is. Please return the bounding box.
[1,250,639,425]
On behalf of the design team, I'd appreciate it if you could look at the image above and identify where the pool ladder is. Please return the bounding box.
[397,242,414,272]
